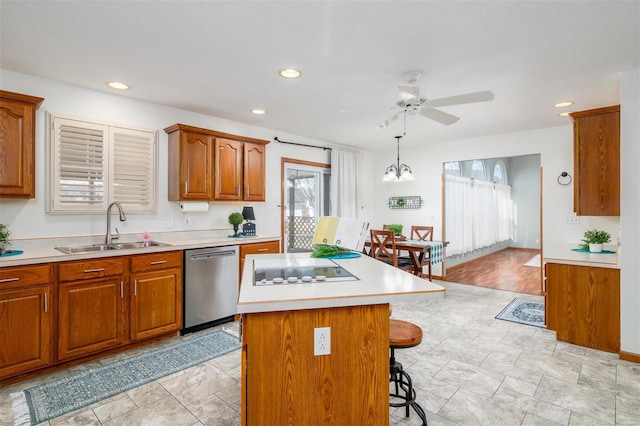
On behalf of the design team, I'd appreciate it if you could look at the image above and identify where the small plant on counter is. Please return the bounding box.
[0,224,11,255]
[579,228,611,250]
[228,212,244,237]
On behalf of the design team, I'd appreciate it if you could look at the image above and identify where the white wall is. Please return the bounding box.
[0,69,373,240]
[620,68,640,355]
[509,154,541,249]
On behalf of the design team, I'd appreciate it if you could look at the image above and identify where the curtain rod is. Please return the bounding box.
[274,137,332,151]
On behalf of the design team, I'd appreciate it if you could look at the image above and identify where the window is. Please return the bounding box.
[470,159,487,180]
[443,161,462,176]
[48,113,157,214]
[493,160,507,184]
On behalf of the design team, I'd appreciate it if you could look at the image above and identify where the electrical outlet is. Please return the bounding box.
[314,327,330,356]
[162,217,173,228]
[565,214,580,224]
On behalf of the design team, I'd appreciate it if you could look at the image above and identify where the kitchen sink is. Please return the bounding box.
[55,241,169,254]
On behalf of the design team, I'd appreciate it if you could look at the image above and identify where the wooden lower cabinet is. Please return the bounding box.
[0,264,53,380]
[239,240,280,277]
[0,284,52,379]
[545,262,620,352]
[130,251,183,341]
[58,277,126,361]
[241,304,389,425]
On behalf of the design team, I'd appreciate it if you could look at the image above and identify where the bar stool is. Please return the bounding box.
[389,319,428,426]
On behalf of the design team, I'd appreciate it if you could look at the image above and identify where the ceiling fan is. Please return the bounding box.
[376,71,495,129]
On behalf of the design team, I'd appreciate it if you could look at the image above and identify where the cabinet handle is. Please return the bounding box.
[237,185,240,196]
[120,281,124,298]
[84,268,105,273]
[0,277,20,283]
[44,292,48,313]
[185,181,189,193]
[246,185,250,196]
[257,248,269,252]
[134,279,138,296]
[150,260,167,265]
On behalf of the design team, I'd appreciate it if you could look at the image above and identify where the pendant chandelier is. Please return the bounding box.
[382,135,414,182]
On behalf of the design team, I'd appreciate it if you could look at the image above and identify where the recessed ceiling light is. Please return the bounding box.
[559,112,572,117]
[279,68,302,79]
[251,108,267,115]
[554,101,574,108]
[107,81,129,90]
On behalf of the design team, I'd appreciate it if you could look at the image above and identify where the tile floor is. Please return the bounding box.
[1,281,639,425]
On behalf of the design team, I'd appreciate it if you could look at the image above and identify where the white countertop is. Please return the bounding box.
[0,230,280,267]
[237,252,445,313]
[543,244,619,269]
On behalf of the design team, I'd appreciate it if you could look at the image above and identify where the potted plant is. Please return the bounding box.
[228,212,244,237]
[0,224,10,256]
[385,224,403,238]
[580,228,611,253]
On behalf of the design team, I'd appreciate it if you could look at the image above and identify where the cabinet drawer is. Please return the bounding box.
[58,257,126,282]
[130,251,182,272]
[0,264,51,288]
[240,241,280,257]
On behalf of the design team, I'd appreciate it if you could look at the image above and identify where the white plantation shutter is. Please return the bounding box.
[49,113,157,214]
[110,127,156,213]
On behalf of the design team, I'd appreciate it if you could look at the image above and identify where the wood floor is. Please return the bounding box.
[444,247,541,295]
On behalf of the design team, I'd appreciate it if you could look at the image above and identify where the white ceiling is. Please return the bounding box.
[1,1,638,150]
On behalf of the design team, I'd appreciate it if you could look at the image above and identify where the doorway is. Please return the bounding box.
[443,155,543,294]
[281,159,331,253]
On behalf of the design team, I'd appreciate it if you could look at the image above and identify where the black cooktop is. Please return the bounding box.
[254,258,358,286]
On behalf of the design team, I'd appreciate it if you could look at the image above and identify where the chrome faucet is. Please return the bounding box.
[105,202,126,244]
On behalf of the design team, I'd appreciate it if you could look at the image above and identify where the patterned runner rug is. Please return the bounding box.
[495,298,545,328]
[24,329,241,425]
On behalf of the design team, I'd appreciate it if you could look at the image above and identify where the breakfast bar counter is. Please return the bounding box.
[237,252,444,425]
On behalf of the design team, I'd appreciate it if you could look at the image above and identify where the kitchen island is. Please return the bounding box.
[237,253,445,426]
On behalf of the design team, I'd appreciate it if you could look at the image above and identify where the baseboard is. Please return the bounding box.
[620,351,640,363]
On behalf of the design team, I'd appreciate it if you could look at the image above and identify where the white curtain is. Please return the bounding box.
[445,175,513,256]
[330,148,358,218]
[444,175,473,256]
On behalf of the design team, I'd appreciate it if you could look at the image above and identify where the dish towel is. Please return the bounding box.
[424,242,444,265]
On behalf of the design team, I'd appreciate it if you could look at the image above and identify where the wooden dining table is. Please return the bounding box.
[363,239,448,281]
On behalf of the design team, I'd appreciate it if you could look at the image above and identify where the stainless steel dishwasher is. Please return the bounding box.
[183,245,239,334]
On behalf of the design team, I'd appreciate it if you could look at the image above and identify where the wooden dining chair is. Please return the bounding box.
[411,226,434,281]
[369,229,415,273]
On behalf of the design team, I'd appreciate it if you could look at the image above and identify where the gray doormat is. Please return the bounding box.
[24,329,240,424]
[495,298,545,328]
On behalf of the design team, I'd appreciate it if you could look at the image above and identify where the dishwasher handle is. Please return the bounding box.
[189,250,237,261]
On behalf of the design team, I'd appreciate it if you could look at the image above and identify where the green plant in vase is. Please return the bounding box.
[228,212,244,237]
[0,224,11,255]
[579,228,611,252]
[385,224,403,237]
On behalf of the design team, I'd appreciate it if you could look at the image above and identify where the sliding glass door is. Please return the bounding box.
[282,160,330,253]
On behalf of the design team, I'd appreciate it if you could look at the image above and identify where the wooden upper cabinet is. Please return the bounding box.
[215,138,243,200]
[244,142,266,201]
[570,105,620,216]
[165,125,213,200]
[0,90,44,198]
[164,124,269,202]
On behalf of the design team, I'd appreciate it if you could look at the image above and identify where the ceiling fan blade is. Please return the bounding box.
[376,111,403,129]
[419,107,460,125]
[398,85,420,102]
[429,90,495,107]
